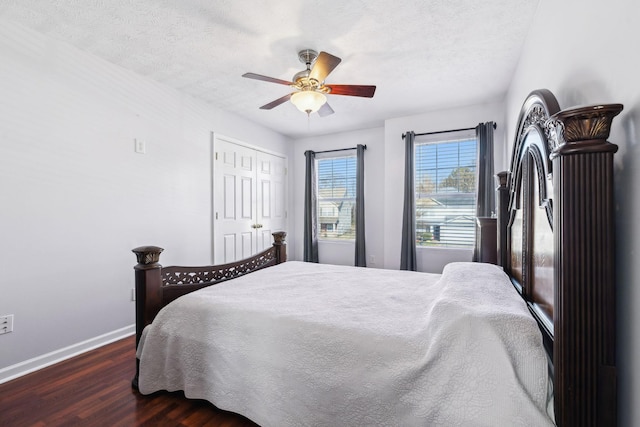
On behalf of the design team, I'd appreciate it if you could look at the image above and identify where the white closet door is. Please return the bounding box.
[213,137,287,264]
[255,151,287,253]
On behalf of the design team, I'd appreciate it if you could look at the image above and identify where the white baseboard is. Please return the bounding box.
[0,324,135,384]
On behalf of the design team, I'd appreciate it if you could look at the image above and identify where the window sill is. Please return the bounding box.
[416,245,473,253]
[318,239,355,245]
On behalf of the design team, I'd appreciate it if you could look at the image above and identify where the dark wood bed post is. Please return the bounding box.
[131,245,163,390]
[132,246,164,349]
[547,104,622,427]
[495,171,509,268]
[272,231,287,264]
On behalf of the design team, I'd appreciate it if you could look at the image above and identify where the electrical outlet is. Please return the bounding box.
[131,289,136,302]
[0,314,14,335]
[369,255,376,265]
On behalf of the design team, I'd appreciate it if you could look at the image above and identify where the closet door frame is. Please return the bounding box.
[211,133,288,265]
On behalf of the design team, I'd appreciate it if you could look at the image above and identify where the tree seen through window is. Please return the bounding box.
[415,135,477,247]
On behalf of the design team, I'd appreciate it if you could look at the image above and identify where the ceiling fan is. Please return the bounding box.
[242,49,376,117]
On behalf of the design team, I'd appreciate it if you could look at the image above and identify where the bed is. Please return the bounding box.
[131,89,622,427]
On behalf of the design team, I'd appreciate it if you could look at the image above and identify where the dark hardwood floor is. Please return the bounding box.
[0,336,259,426]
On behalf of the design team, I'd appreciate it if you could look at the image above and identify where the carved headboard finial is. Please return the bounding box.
[547,103,623,157]
[496,171,509,189]
[132,246,164,265]
[272,231,287,245]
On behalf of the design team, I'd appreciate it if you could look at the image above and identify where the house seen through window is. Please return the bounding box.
[317,155,356,240]
[415,130,477,248]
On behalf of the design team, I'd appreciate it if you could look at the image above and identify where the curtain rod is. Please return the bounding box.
[402,122,496,139]
[306,145,367,156]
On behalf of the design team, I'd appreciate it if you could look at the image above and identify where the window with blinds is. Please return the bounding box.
[317,155,357,240]
[415,131,477,248]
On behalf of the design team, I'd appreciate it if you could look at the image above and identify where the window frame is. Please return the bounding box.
[414,129,478,249]
[315,153,358,241]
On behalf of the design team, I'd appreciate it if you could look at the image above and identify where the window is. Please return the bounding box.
[414,130,477,248]
[317,155,356,240]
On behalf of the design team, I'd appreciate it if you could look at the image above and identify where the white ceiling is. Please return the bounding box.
[0,0,540,139]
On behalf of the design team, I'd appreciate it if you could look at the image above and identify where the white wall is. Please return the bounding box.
[383,100,506,272]
[291,127,385,267]
[505,0,640,425]
[0,20,292,379]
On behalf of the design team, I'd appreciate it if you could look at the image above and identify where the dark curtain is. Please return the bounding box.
[400,131,417,271]
[354,144,366,267]
[473,122,496,261]
[303,150,319,263]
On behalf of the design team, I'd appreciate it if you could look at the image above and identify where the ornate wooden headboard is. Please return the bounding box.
[497,89,622,427]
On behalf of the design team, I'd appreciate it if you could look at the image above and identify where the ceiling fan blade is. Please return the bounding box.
[326,84,376,98]
[318,102,334,117]
[260,93,293,110]
[243,72,293,86]
[309,51,341,82]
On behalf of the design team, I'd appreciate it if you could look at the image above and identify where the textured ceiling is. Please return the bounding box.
[0,0,540,139]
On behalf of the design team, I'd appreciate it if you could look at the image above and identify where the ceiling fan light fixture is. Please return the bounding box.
[291,91,326,115]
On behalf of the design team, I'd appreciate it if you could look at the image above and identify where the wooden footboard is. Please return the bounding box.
[131,231,286,388]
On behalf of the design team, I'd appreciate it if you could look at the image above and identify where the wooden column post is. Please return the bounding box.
[131,246,164,348]
[272,231,287,264]
[131,245,164,390]
[496,171,510,268]
[548,104,622,427]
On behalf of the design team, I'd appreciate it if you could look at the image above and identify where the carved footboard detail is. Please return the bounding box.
[131,231,287,389]
[162,247,278,285]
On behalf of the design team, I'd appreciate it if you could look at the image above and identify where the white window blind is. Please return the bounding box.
[415,131,477,248]
[317,155,356,240]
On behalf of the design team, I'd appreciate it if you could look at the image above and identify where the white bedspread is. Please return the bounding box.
[137,261,554,426]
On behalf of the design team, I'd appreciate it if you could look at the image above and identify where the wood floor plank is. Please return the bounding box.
[0,336,258,426]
